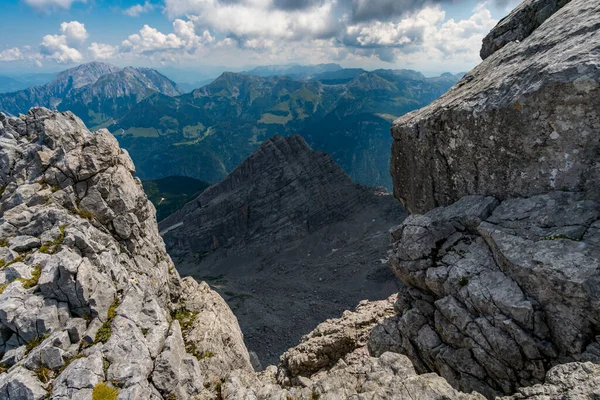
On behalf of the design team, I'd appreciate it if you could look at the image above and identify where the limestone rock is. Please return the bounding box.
[279,295,396,378]
[382,192,600,397]
[499,362,600,399]
[0,108,241,400]
[390,0,600,213]
[480,0,571,59]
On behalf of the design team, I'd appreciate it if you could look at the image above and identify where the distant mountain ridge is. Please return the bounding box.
[0,62,183,129]
[242,63,343,79]
[112,68,462,188]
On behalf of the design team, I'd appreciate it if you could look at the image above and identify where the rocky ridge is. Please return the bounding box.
[1,0,600,397]
[0,62,183,129]
[0,108,251,399]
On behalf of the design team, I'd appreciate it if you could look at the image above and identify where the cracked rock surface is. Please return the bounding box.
[377,192,600,398]
[0,108,252,399]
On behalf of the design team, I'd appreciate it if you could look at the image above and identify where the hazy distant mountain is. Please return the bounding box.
[0,72,57,93]
[0,62,183,128]
[243,63,343,79]
[177,78,216,93]
[109,69,461,188]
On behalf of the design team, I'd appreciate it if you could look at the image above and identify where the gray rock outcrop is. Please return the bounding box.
[390,0,600,214]
[480,0,571,59]
[0,108,251,399]
[377,192,599,398]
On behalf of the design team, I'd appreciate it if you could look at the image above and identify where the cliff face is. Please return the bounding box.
[382,193,599,397]
[390,0,599,214]
[381,0,600,398]
[0,109,251,399]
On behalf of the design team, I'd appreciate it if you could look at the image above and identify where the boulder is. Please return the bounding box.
[390,0,600,214]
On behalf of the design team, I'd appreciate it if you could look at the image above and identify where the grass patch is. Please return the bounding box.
[75,208,95,221]
[458,277,469,287]
[0,238,8,247]
[18,264,42,289]
[258,113,292,125]
[92,382,119,400]
[35,366,52,383]
[94,297,120,344]
[540,234,580,241]
[171,308,197,331]
[1,254,26,270]
[39,225,66,255]
[0,283,8,295]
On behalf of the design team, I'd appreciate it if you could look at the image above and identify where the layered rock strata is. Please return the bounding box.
[160,134,404,365]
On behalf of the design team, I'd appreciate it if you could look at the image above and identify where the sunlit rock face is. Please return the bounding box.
[391,0,600,214]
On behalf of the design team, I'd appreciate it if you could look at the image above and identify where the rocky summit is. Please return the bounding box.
[160,134,405,365]
[0,108,252,399]
[1,0,600,398]
[391,0,599,214]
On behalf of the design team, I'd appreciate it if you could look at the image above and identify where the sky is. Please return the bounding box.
[0,0,522,78]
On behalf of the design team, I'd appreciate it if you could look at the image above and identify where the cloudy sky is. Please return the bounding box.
[0,0,521,76]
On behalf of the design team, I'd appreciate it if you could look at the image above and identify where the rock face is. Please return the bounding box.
[220,296,486,400]
[0,108,251,399]
[161,134,405,365]
[378,192,600,398]
[390,0,600,214]
[480,0,571,59]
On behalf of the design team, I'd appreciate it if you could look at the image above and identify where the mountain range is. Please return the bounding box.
[0,62,461,189]
[111,67,462,188]
[0,62,183,130]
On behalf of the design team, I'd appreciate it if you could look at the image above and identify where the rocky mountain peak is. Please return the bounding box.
[160,134,375,256]
[51,62,121,91]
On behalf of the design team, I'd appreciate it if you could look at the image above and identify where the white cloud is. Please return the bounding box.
[120,19,214,57]
[88,43,118,60]
[123,1,154,17]
[39,21,88,64]
[23,0,86,12]
[434,6,496,56]
[343,7,446,48]
[60,21,89,48]
[0,48,24,62]
[172,0,339,41]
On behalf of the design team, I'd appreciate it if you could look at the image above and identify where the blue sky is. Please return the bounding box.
[0,0,521,77]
